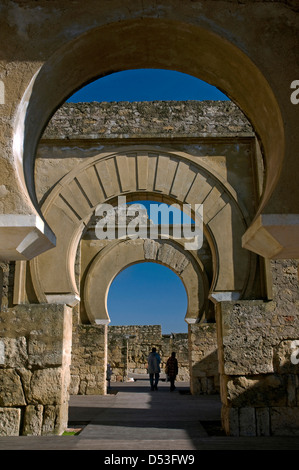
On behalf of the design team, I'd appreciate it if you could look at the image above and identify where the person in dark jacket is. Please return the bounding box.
[147,347,161,391]
[165,352,178,391]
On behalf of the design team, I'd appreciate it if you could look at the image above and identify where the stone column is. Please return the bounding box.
[0,304,72,436]
[216,260,299,436]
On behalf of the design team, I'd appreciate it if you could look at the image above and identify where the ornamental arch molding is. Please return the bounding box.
[12,16,290,261]
[82,237,208,326]
[30,147,255,316]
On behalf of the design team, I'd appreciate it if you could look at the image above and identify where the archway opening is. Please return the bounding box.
[31,53,266,400]
[107,261,188,334]
[106,261,191,384]
[21,17,285,249]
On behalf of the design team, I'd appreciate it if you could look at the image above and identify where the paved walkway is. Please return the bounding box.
[0,379,299,450]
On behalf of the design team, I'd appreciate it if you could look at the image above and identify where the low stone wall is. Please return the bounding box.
[69,323,220,395]
[217,260,299,436]
[0,304,72,436]
[107,325,190,382]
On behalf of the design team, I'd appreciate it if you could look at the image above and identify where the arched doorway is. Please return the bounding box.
[106,261,190,384]
[107,262,188,333]
[14,18,285,260]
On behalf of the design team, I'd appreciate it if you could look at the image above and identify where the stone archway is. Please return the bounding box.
[29,147,254,307]
[82,238,208,326]
[8,13,293,261]
[1,3,299,438]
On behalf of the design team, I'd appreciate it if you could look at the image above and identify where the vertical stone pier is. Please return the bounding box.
[217,260,299,436]
[0,304,72,436]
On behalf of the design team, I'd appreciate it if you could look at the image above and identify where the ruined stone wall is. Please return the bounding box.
[188,323,219,395]
[0,304,72,436]
[217,259,299,436]
[69,324,191,389]
[42,101,253,141]
[69,323,220,393]
[107,325,190,382]
[70,324,107,395]
[0,261,15,310]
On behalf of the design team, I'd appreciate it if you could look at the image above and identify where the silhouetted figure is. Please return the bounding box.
[147,347,161,390]
[106,363,112,391]
[165,352,178,391]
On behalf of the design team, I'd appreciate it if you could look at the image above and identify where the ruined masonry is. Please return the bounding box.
[0,100,298,437]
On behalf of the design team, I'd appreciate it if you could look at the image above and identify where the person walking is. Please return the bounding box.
[165,352,178,391]
[147,347,161,390]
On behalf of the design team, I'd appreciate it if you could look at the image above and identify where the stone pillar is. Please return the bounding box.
[70,324,107,395]
[216,260,299,436]
[188,323,219,395]
[0,304,72,436]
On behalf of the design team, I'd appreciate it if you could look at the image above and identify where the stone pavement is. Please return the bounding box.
[0,379,299,451]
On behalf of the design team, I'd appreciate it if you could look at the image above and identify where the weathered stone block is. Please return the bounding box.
[29,368,64,404]
[226,375,286,407]
[0,408,21,436]
[23,405,43,435]
[28,331,64,367]
[69,375,80,395]
[271,407,299,436]
[0,369,26,406]
[273,340,299,374]
[0,337,27,368]
[256,407,270,436]
[239,407,256,436]
[221,405,239,436]
[42,405,68,435]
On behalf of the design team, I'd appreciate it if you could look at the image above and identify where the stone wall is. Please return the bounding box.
[69,323,220,394]
[107,325,189,382]
[217,260,299,436]
[0,261,15,310]
[70,324,107,395]
[188,323,219,395]
[0,304,72,436]
[42,101,253,141]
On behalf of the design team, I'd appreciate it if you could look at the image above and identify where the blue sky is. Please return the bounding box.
[107,262,188,334]
[67,68,229,103]
[68,69,228,333]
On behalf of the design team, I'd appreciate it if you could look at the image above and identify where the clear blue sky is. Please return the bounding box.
[67,69,229,103]
[68,69,228,333]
